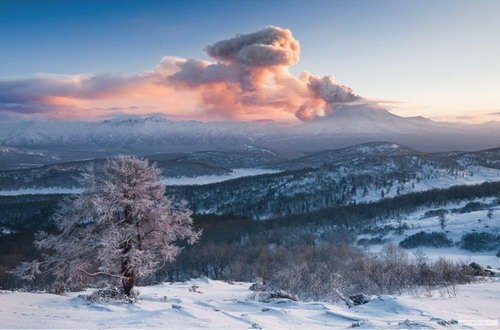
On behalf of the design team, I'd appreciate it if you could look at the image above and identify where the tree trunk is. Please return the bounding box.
[121,238,134,297]
[122,268,135,297]
[121,204,136,297]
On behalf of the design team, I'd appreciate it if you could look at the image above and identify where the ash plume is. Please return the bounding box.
[0,26,359,121]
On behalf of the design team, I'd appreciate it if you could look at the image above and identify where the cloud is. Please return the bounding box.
[0,26,359,121]
[205,26,300,67]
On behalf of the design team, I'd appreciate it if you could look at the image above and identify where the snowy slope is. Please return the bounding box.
[1,278,499,329]
[274,107,500,152]
[162,168,280,186]
[362,198,500,267]
[167,147,500,218]
[0,168,279,196]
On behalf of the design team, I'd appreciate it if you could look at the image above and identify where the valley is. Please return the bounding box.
[1,140,499,329]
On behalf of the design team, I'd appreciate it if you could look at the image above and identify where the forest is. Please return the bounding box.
[2,180,498,300]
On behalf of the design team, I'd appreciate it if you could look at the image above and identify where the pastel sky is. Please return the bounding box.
[1,0,499,122]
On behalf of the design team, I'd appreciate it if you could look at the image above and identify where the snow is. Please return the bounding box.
[162,168,279,186]
[353,165,500,204]
[0,226,15,235]
[0,187,84,196]
[0,169,280,195]
[363,198,500,267]
[0,146,47,156]
[1,278,499,329]
[1,109,499,154]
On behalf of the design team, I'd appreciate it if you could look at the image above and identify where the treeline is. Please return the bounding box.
[1,181,498,292]
[167,153,471,218]
[2,181,498,233]
[152,182,500,294]
[278,181,500,227]
[0,194,61,231]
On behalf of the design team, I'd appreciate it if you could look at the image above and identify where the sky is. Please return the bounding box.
[1,0,499,123]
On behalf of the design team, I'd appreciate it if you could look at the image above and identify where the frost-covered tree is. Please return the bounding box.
[14,156,200,296]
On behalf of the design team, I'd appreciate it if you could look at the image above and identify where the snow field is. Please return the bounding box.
[0,169,280,196]
[363,198,500,268]
[1,278,499,329]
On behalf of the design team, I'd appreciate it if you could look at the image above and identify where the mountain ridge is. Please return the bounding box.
[0,107,498,170]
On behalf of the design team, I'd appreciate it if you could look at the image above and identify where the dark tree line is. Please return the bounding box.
[1,181,498,294]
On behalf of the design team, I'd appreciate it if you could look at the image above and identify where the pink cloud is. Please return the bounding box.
[0,26,359,121]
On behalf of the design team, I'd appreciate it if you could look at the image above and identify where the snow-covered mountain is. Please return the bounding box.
[0,115,281,150]
[1,142,499,217]
[167,143,499,218]
[285,106,500,152]
[1,107,499,169]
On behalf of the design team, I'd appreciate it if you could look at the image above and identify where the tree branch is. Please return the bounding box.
[79,268,124,279]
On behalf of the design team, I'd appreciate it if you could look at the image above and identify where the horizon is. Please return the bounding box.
[2,106,498,126]
[1,0,500,123]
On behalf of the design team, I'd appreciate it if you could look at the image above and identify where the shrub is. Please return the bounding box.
[399,231,453,248]
[266,244,473,302]
[457,202,486,214]
[423,209,448,218]
[78,286,139,303]
[460,232,500,251]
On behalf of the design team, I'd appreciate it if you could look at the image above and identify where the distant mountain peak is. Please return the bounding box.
[101,114,172,126]
[0,106,498,157]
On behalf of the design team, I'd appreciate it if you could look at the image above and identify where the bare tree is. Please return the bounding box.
[438,213,447,230]
[14,156,200,296]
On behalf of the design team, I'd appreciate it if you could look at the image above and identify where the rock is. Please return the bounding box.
[251,289,298,302]
[269,289,298,301]
[189,284,202,294]
[398,319,429,328]
[349,293,371,306]
[79,286,138,303]
[436,319,451,326]
[467,262,495,276]
[350,321,365,328]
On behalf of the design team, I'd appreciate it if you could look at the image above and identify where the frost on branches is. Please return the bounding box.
[14,156,200,296]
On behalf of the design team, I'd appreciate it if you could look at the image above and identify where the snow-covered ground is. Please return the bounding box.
[0,168,279,195]
[362,198,500,267]
[354,165,500,204]
[0,187,84,196]
[162,168,279,186]
[1,278,498,329]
